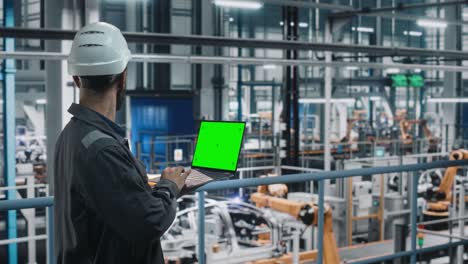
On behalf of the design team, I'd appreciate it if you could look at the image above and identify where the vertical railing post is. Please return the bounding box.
[317,179,325,264]
[47,205,54,264]
[27,177,36,263]
[457,179,466,263]
[2,0,17,260]
[410,172,419,263]
[198,191,205,264]
[239,171,244,199]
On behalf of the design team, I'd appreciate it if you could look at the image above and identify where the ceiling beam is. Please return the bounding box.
[3,51,468,72]
[2,27,468,59]
[330,0,468,19]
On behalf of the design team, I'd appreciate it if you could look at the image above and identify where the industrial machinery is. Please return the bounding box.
[161,194,330,264]
[250,184,340,264]
[161,196,279,264]
[395,109,439,150]
[423,149,468,230]
[341,109,367,144]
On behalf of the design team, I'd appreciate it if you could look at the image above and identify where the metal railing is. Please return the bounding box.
[1,159,468,263]
[195,159,468,264]
[0,197,54,264]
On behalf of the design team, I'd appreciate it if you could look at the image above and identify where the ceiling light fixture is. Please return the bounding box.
[298,22,308,28]
[427,97,468,103]
[352,26,374,33]
[403,30,423,37]
[385,68,400,74]
[213,0,263,9]
[299,98,356,104]
[263,64,277,69]
[345,66,360,71]
[417,19,447,29]
[36,99,47,105]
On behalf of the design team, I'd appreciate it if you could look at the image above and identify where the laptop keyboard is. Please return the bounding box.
[186,169,213,187]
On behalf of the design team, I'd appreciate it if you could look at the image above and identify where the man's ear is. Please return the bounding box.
[72,76,81,88]
[118,69,127,91]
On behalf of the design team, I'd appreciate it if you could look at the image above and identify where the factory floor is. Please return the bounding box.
[338,226,468,263]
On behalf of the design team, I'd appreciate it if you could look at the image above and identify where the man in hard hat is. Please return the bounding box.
[54,22,189,263]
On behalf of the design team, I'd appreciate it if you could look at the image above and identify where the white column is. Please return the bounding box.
[45,0,82,193]
[199,0,215,119]
[443,5,460,150]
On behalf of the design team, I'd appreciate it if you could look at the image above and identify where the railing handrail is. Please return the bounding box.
[0,196,53,211]
[1,158,467,211]
[198,159,468,191]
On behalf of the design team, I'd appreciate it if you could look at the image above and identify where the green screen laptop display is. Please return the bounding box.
[192,121,245,172]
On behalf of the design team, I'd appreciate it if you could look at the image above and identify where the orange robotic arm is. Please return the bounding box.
[426,149,468,212]
[250,191,340,264]
[437,149,468,201]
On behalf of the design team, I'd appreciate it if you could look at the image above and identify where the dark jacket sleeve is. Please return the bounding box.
[81,144,179,242]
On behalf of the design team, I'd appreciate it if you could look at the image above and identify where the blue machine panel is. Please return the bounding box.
[130,97,195,170]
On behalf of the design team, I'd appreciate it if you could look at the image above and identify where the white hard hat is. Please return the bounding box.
[68,22,131,76]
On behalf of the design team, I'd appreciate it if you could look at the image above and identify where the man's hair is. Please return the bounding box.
[79,72,124,92]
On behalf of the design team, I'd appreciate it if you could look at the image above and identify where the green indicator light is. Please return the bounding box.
[391,74,408,87]
[418,237,424,248]
[408,74,424,88]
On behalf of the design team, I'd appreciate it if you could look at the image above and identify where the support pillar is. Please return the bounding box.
[197,0,216,120]
[443,5,461,149]
[323,21,332,173]
[2,0,17,262]
[45,0,85,194]
[282,6,299,167]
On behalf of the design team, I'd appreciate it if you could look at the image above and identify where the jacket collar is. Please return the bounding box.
[68,103,126,145]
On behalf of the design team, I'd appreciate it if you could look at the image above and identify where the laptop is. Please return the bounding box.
[151,120,246,194]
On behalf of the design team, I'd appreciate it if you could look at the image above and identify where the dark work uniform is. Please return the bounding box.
[54,103,179,264]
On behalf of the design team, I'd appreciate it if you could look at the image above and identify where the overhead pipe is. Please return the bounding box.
[3,51,468,72]
[3,27,468,59]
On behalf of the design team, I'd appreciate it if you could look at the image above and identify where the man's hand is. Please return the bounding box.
[161,166,190,191]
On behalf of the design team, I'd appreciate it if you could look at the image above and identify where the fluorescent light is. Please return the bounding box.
[253,86,272,91]
[299,98,356,104]
[36,99,47,105]
[279,21,284,26]
[263,64,277,69]
[427,97,468,103]
[403,30,423,37]
[213,0,262,9]
[417,19,447,29]
[385,68,400,74]
[414,68,422,73]
[229,17,234,22]
[369,96,381,101]
[352,26,374,33]
[298,22,308,28]
[346,66,359,71]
